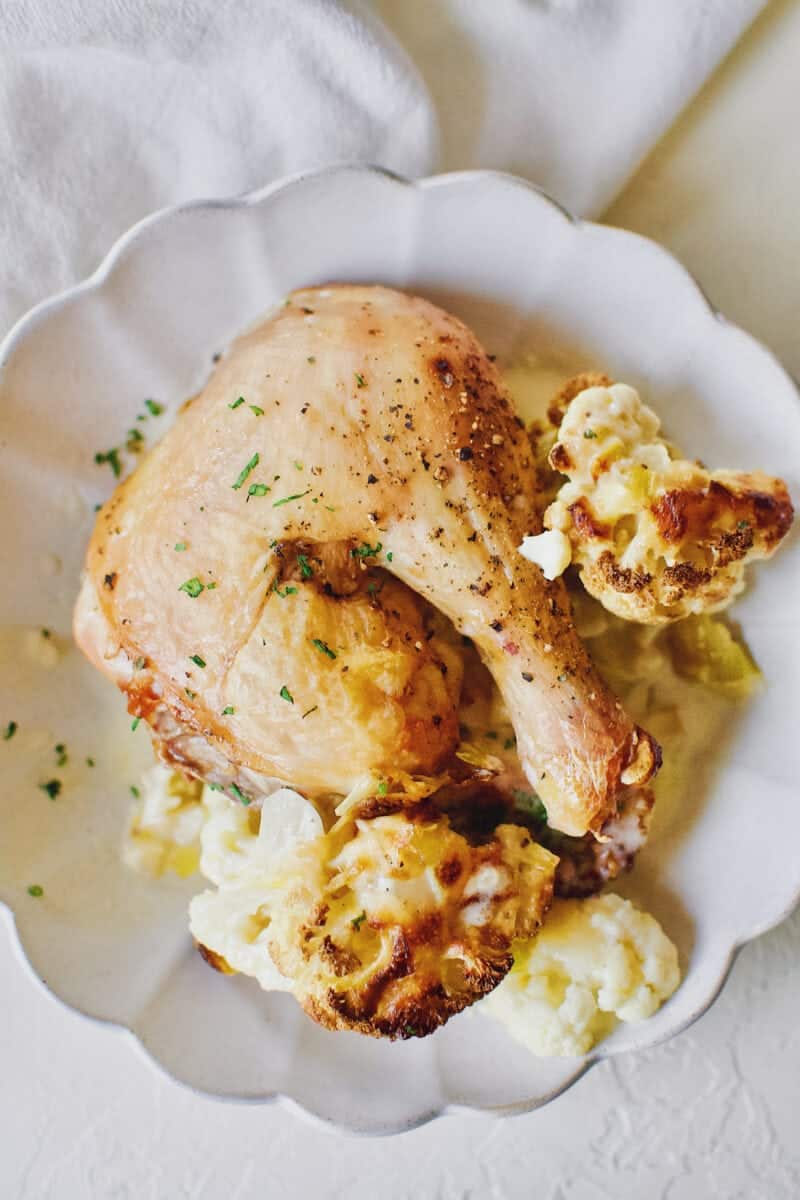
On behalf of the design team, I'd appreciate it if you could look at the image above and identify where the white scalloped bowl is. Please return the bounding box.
[1,167,798,1135]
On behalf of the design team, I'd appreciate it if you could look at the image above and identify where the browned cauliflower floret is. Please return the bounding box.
[268,808,557,1038]
[190,782,558,1040]
[544,379,793,623]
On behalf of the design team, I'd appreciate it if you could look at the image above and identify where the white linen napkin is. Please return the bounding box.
[0,0,763,336]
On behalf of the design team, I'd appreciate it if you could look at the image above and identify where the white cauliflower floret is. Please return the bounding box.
[545,379,793,623]
[481,893,680,1056]
[188,785,322,985]
[122,765,205,878]
[189,887,293,991]
[518,529,572,580]
[197,782,323,889]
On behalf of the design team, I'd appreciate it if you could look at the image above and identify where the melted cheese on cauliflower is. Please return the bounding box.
[481,893,680,1056]
[545,381,793,623]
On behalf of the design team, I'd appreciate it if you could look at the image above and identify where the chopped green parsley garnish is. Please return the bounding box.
[232,452,260,490]
[386,551,393,563]
[404,1025,417,1037]
[94,448,122,477]
[221,706,235,716]
[144,399,164,416]
[503,736,516,751]
[351,541,382,559]
[583,429,597,439]
[301,705,318,719]
[229,396,245,409]
[206,582,217,590]
[174,542,187,552]
[39,779,61,800]
[86,757,95,767]
[297,554,314,579]
[355,372,366,388]
[179,577,204,598]
[130,785,140,798]
[133,656,146,670]
[249,405,264,417]
[126,428,144,451]
[272,583,298,598]
[189,654,206,669]
[27,885,44,898]
[184,689,196,699]
[208,783,223,792]
[377,780,388,796]
[229,783,250,806]
[3,721,17,741]
[131,717,140,731]
[351,911,367,931]
[247,483,270,498]
[311,638,336,659]
[55,743,68,765]
[294,461,303,471]
[737,519,750,530]
[272,488,311,508]
[279,685,294,704]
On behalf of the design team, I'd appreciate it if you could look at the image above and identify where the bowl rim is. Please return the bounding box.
[1,162,798,1136]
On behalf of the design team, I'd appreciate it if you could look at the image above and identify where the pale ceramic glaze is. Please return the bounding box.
[0,167,798,1135]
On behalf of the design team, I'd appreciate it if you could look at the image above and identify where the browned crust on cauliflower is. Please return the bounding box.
[544,377,794,623]
[650,479,793,552]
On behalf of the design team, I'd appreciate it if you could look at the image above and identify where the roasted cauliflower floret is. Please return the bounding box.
[481,892,680,1056]
[544,380,793,623]
[190,784,558,1039]
[271,811,556,1038]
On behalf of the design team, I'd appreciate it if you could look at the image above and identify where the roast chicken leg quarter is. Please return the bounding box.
[75,285,658,837]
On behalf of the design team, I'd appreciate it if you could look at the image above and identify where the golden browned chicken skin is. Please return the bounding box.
[74,285,658,836]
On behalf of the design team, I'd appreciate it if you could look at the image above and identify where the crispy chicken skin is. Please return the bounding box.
[74,286,658,836]
[76,563,463,796]
[544,377,794,623]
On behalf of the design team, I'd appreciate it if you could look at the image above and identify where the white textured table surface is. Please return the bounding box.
[4,3,800,1196]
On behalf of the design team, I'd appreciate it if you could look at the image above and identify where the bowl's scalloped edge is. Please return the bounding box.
[1,163,799,1136]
